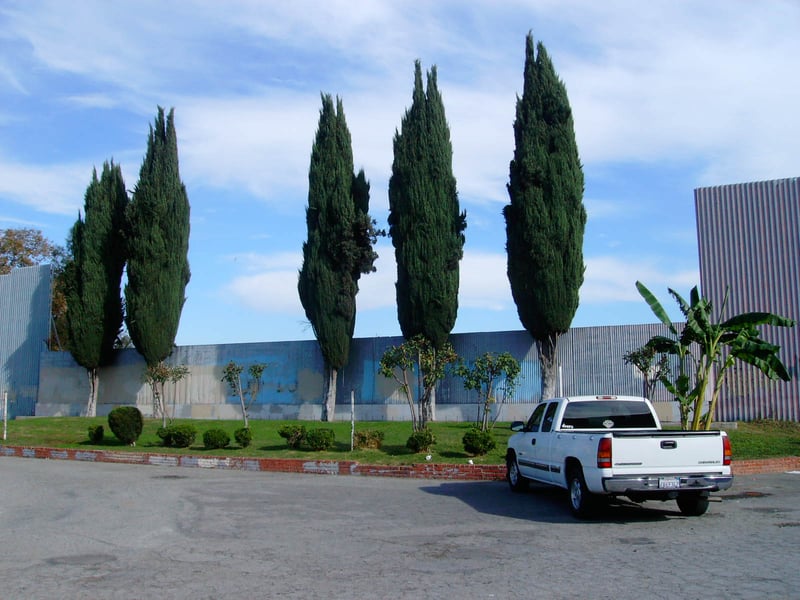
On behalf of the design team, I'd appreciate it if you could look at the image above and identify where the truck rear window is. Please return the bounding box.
[560,401,657,429]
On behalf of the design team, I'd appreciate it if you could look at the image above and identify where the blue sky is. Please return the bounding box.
[1,1,798,346]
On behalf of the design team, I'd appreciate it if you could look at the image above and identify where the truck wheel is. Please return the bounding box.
[567,467,596,519]
[506,455,529,493]
[677,494,710,516]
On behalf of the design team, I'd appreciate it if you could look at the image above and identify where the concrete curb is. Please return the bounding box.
[3,444,798,479]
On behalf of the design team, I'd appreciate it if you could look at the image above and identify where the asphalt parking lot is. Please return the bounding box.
[1,457,799,599]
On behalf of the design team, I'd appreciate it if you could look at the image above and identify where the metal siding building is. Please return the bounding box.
[695,177,800,421]
[35,323,681,423]
[0,265,52,417]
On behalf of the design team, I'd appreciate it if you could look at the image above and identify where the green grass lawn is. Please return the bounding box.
[2,416,799,463]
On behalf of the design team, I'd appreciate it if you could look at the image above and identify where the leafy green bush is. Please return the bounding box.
[305,428,335,451]
[157,424,197,448]
[462,427,496,456]
[234,427,252,448]
[354,429,385,449]
[203,428,230,450]
[278,424,306,449]
[107,406,143,445]
[87,424,104,444]
[406,428,436,453]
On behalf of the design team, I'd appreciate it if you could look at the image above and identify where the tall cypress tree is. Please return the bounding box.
[299,94,378,421]
[65,161,128,416]
[125,107,191,369]
[504,33,586,399]
[388,61,466,424]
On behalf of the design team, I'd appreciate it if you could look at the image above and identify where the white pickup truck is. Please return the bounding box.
[506,395,733,518]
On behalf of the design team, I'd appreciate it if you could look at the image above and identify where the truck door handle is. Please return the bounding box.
[530,439,536,446]
[661,440,677,449]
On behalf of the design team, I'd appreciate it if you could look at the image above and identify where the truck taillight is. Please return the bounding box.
[723,435,732,466]
[597,438,612,468]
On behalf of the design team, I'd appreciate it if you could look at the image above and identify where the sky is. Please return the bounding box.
[1,1,798,347]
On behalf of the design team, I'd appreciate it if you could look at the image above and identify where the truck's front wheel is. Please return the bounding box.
[506,454,529,493]
[567,466,596,519]
[677,493,710,516]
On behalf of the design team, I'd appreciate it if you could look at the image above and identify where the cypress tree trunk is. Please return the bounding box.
[86,368,98,418]
[537,334,559,400]
[323,367,337,422]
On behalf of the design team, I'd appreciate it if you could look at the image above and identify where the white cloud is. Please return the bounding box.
[581,255,699,304]
[222,252,302,313]
[0,158,89,215]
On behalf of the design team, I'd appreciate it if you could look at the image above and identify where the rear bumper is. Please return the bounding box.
[603,474,733,494]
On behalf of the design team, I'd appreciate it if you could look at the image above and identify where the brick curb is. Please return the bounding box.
[0,445,506,481]
[3,444,798,480]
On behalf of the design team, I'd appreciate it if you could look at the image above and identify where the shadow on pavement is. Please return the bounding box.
[420,480,683,524]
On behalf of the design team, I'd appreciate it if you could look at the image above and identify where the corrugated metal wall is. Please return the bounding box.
[695,177,800,421]
[0,265,51,417]
[37,323,680,417]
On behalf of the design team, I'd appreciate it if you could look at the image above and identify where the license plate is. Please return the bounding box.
[658,477,681,489]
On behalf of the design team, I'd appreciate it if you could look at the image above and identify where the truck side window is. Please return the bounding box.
[541,402,559,433]
[525,403,547,432]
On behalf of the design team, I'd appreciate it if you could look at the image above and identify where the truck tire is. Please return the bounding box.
[677,493,710,516]
[567,466,596,519]
[506,454,529,493]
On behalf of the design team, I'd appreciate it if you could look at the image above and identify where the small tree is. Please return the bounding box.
[221,361,267,428]
[455,352,521,431]
[637,281,795,429]
[623,345,670,400]
[379,334,458,431]
[144,362,189,427]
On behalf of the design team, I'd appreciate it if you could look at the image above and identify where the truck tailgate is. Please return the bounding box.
[610,431,727,473]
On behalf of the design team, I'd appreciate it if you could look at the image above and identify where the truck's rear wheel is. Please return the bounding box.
[677,493,710,516]
[567,466,596,519]
[506,455,529,493]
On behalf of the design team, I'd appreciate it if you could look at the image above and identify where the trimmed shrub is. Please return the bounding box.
[157,424,197,448]
[107,406,143,445]
[234,427,252,448]
[203,428,230,450]
[462,427,496,456]
[87,424,104,444]
[305,428,335,451]
[406,428,436,453]
[354,429,385,450]
[278,424,306,449]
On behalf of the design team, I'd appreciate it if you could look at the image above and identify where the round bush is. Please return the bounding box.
[406,428,436,453]
[305,428,335,451]
[278,424,306,449]
[203,428,230,450]
[157,424,197,448]
[234,427,252,448]
[462,427,496,456]
[107,406,143,445]
[87,424,104,444]
[354,429,385,450]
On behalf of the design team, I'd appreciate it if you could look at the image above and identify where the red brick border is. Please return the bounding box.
[0,445,507,480]
[2,444,797,479]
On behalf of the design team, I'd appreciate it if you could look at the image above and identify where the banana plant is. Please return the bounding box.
[636,281,795,430]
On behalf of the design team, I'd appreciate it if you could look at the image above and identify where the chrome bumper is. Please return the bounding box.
[603,474,734,494]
